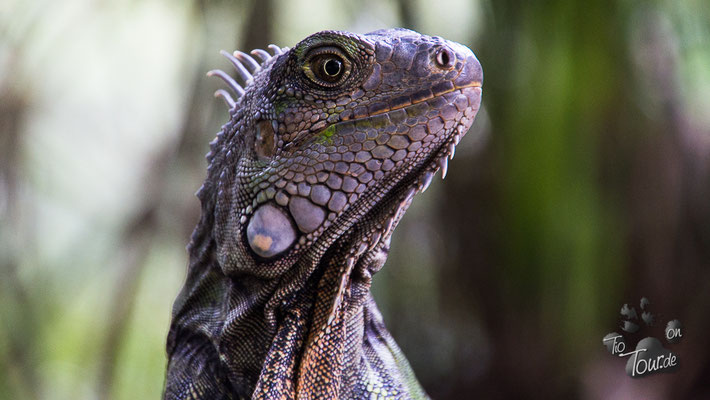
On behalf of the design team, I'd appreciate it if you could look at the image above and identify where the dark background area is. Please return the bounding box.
[1,0,709,399]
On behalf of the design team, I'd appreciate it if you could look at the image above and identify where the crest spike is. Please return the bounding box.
[250,49,272,63]
[207,69,245,97]
[214,89,236,108]
[233,50,261,73]
[219,50,253,85]
[268,44,283,55]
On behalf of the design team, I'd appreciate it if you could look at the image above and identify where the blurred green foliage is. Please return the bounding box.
[1,0,709,399]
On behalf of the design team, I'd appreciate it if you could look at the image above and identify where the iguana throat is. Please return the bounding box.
[165,28,482,399]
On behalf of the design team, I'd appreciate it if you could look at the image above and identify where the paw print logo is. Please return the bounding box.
[619,296,654,333]
[602,297,682,378]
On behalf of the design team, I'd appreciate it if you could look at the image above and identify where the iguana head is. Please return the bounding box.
[204,29,482,289]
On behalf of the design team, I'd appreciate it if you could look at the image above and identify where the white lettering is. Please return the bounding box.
[666,328,682,340]
[603,335,625,355]
[619,348,647,377]
[619,348,678,377]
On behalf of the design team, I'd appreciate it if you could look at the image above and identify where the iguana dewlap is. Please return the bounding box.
[164,28,482,400]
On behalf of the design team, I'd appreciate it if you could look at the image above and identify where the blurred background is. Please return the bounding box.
[1,0,709,399]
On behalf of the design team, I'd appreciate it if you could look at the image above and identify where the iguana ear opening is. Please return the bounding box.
[255,120,276,162]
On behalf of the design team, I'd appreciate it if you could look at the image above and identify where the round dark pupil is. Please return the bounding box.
[323,58,342,77]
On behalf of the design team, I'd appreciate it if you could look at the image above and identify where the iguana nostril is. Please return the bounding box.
[435,47,455,69]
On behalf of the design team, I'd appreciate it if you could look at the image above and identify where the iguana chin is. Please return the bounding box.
[164,28,482,399]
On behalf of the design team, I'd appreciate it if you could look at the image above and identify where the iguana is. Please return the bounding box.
[164,28,482,399]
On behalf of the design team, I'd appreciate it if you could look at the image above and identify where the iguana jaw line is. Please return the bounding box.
[314,83,483,253]
[324,84,482,317]
[320,118,475,328]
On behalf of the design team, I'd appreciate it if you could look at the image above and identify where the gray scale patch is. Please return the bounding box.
[335,162,349,174]
[355,151,372,163]
[289,196,326,233]
[454,94,469,111]
[285,182,298,195]
[387,135,410,149]
[349,164,366,176]
[375,134,390,145]
[358,172,373,183]
[389,109,407,124]
[311,184,331,206]
[342,176,358,192]
[275,190,289,206]
[366,159,383,171]
[392,149,407,161]
[427,117,444,133]
[326,174,343,190]
[297,182,311,197]
[328,191,348,212]
[441,104,460,119]
[426,109,440,118]
[372,145,395,159]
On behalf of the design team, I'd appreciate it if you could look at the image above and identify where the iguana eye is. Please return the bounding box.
[322,58,342,78]
[304,46,351,87]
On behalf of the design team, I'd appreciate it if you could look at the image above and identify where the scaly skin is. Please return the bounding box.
[164,28,482,399]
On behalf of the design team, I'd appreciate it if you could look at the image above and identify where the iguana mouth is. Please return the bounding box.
[339,81,483,122]
[291,81,483,152]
